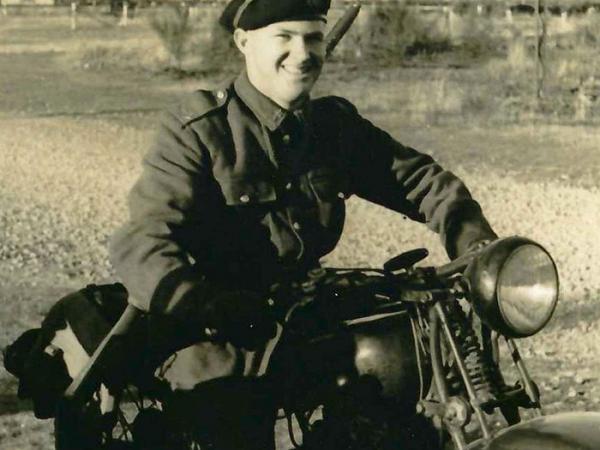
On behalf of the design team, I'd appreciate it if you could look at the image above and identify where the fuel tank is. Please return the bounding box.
[272,308,431,414]
[483,412,600,450]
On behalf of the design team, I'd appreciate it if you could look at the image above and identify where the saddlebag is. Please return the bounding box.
[3,283,128,419]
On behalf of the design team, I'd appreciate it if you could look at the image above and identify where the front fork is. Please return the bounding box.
[429,303,490,449]
[422,299,541,450]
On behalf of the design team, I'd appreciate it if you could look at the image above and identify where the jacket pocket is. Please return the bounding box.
[219,176,277,206]
[307,167,349,203]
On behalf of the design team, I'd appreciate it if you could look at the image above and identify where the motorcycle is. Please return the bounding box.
[52,235,600,450]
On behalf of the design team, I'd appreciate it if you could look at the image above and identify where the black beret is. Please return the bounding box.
[219,0,330,33]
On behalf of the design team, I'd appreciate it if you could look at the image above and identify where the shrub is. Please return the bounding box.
[149,4,191,70]
[360,4,418,60]
[189,19,243,77]
[336,3,442,64]
[445,10,503,60]
[336,4,498,64]
[405,11,452,58]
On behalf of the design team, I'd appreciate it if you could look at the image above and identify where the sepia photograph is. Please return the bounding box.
[1,0,600,448]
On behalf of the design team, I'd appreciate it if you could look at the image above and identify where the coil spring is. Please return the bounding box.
[445,302,504,402]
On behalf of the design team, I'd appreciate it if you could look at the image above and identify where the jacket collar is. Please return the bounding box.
[234,70,311,132]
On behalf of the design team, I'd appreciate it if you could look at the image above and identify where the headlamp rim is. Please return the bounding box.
[495,243,559,337]
[465,236,559,338]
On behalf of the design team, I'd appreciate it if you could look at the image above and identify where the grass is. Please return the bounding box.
[4,9,600,124]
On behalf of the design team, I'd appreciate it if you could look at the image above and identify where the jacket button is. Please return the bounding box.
[282,134,291,145]
[204,327,217,337]
[292,222,301,230]
[240,194,250,203]
[216,90,225,100]
[337,192,345,199]
[285,182,293,190]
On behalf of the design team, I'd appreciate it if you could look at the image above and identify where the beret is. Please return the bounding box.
[219,0,330,33]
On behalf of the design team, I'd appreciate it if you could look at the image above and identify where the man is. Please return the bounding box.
[109,0,497,447]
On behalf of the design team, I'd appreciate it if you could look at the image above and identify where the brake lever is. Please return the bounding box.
[383,248,429,273]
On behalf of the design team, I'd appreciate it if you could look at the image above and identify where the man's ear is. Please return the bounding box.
[233,28,249,55]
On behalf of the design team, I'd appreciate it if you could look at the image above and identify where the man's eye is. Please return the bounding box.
[306,35,324,44]
[275,34,291,41]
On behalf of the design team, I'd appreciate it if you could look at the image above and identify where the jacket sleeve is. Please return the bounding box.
[109,109,217,318]
[336,99,497,259]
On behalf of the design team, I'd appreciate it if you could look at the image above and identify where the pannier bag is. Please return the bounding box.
[3,283,128,418]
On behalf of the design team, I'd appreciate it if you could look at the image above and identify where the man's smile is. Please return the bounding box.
[280,63,319,80]
[282,65,306,74]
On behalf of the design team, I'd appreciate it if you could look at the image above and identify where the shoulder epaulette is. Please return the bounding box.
[178,88,230,129]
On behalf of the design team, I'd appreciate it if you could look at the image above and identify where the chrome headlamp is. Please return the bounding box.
[465,236,559,338]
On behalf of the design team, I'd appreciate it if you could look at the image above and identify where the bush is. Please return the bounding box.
[340,3,442,63]
[449,11,503,60]
[338,3,492,64]
[149,4,192,69]
[359,4,419,60]
[188,19,243,77]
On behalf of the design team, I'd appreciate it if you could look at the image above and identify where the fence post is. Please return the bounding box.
[535,0,546,99]
[119,0,128,26]
[443,5,451,37]
[560,9,567,24]
[70,1,77,30]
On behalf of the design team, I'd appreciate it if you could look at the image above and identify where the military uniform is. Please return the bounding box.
[108,69,496,447]
[110,70,496,322]
[109,3,496,446]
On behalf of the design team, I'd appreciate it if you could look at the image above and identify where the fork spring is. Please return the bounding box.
[445,303,504,401]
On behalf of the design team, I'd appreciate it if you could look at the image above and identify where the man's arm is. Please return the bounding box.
[110,109,215,317]
[336,99,497,259]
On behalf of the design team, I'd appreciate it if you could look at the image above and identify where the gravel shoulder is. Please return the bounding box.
[0,116,599,448]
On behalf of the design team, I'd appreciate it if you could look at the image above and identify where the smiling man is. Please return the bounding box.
[232,19,325,110]
[109,0,497,448]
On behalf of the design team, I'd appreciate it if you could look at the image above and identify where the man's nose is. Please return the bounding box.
[289,38,311,62]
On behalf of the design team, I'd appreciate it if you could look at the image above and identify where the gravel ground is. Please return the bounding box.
[2,117,599,292]
[1,116,599,448]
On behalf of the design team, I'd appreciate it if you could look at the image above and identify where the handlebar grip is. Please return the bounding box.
[435,247,485,278]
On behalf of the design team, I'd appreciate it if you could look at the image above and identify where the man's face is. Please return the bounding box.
[235,20,326,109]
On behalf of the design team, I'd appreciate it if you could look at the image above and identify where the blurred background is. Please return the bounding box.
[1,0,600,447]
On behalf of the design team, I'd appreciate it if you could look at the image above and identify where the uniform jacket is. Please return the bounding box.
[109,71,497,321]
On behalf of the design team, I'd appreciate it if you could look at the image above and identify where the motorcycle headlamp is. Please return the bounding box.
[465,237,559,338]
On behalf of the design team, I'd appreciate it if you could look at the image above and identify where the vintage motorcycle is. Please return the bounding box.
[50,235,600,450]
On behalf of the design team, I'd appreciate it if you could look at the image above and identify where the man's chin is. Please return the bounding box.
[285,76,317,95]
[280,90,311,109]
[270,75,318,108]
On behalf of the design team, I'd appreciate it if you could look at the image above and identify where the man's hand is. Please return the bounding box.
[206,290,277,350]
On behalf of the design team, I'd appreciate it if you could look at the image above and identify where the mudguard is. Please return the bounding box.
[481,412,600,449]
